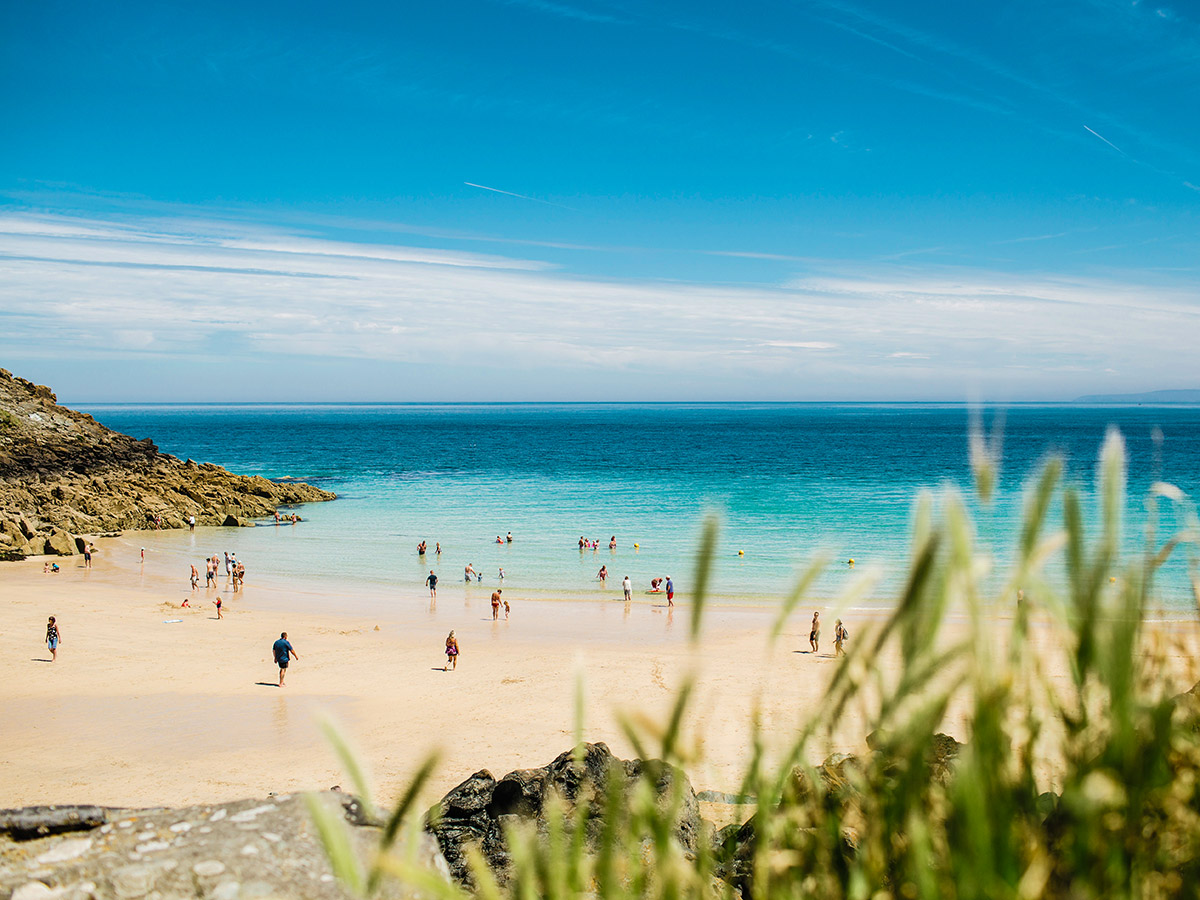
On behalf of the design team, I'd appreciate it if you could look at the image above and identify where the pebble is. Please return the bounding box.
[320,874,335,883]
[117,820,134,829]
[193,860,227,878]
[110,864,156,899]
[135,841,170,853]
[36,838,93,864]
[212,882,241,900]
[11,882,58,900]
[135,831,155,841]
[241,844,259,856]
[260,832,281,843]
[209,809,227,822]
[198,826,212,834]
[229,805,273,823]
[168,822,192,833]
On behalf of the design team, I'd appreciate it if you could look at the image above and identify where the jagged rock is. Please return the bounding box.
[43,528,77,557]
[0,368,336,559]
[0,794,449,900]
[426,742,703,888]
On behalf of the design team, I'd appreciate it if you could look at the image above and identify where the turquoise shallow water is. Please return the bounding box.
[78,403,1200,609]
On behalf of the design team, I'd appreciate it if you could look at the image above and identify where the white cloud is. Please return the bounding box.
[1,211,1197,400]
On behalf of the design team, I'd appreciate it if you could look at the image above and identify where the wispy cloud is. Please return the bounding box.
[1083,124,1128,156]
[497,0,626,25]
[463,182,578,212]
[991,231,1071,245]
[2,211,1198,400]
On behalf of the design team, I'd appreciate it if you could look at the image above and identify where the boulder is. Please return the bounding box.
[426,742,703,888]
[0,793,450,900]
[44,527,77,557]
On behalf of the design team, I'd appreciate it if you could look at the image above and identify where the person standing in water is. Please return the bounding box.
[491,589,502,620]
[597,565,607,582]
[464,563,477,583]
[444,631,459,670]
[665,576,674,607]
[809,611,821,653]
[622,575,632,602]
[46,616,61,662]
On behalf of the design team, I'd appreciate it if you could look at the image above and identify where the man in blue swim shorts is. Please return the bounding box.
[273,631,298,686]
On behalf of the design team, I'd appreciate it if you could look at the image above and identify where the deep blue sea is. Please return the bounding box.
[78,404,1200,609]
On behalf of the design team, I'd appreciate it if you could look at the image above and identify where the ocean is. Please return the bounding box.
[77,403,1200,610]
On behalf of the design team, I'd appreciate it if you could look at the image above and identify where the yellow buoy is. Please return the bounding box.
[848,558,855,566]
[633,543,639,550]
[738,550,744,557]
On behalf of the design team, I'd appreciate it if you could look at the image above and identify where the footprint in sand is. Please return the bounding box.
[651,662,667,692]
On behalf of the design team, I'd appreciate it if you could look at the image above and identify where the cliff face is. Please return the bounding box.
[0,368,335,559]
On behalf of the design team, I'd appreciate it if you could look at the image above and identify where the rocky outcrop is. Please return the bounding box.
[0,369,335,559]
[426,742,703,888]
[0,793,448,900]
[712,733,963,896]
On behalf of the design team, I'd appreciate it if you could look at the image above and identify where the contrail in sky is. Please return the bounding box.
[464,182,576,211]
[1083,125,1127,156]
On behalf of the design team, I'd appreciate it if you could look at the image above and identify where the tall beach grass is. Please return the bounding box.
[311,427,1200,899]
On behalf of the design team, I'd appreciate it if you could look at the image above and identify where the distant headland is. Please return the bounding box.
[1072,389,1200,404]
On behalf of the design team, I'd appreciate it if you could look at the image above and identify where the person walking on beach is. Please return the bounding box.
[426,569,438,599]
[214,597,223,619]
[444,630,459,670]
[491,589,502,620]
[205,559,216,588]
[45,616,61,662]
[503,598,510,619]
[188,514,195,531]
[273,632,298,686]
[622,575,632,602]
[665,576,674,607]
[809,611,821,653]
[224,552,232,576]
[190,565,199,590]
[834,619,848,657]
[83,544,92,568]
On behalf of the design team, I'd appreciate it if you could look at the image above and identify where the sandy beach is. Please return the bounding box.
[3,533,1198,816]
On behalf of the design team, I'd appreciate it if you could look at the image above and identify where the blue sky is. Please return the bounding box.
[1,0,1197,401]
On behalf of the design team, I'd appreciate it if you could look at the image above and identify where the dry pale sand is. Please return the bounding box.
[2,535,1198,816]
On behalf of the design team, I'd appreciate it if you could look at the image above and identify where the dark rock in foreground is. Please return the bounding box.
[426,742,703,888]
[0,794,447,900]
[0,369,335,559]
